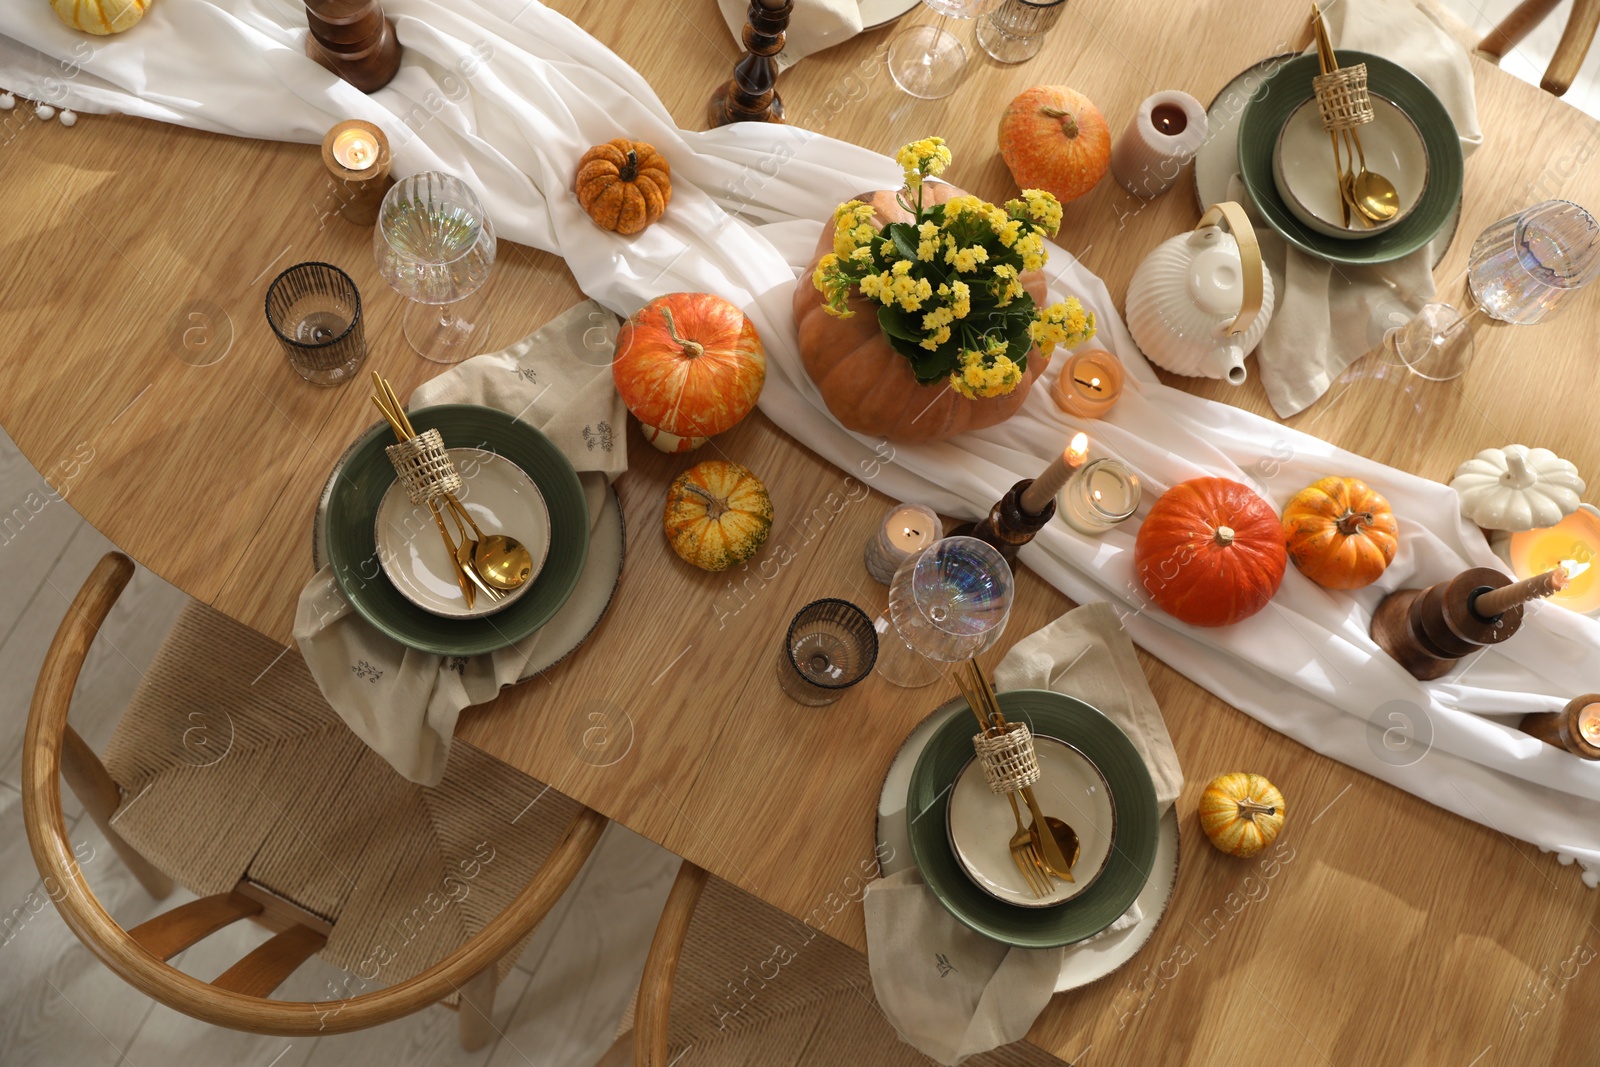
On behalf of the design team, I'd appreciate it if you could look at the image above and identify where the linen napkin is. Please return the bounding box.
[864,602,1183,1065]
[1237,0,1483,419]
[293,301,627,785]
[717,0,863,72]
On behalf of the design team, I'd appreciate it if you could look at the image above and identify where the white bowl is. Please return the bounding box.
[1272,93,1428,240]
[374,448,551,620]
[947,734,1116,908]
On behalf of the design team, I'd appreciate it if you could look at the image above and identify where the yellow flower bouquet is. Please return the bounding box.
[811,138,1096,400]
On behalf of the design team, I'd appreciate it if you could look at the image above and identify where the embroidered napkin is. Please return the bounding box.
[716,0,863,72]
[293,301,627,785]
[1236,0,1483,418]
[864,602,1183,1064]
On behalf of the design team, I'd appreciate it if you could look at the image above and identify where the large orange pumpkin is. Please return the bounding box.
[1282,476,1399,590]
[1134,478,1287,627]
[793,184,1049,443]
[998,86,1111,204]
[613,293,766,453]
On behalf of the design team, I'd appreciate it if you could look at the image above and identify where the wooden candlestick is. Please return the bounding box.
[1371,566,1564,680]
[708,0,791,127]
[1520,695,1600,759]
[320,120,394,226]
[306,0,402,94]
[953,480,1055,565]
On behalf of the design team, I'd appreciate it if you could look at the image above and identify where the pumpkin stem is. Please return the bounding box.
[619,148,640,183]
[1213,525,1236,547]
[1335,510,1375,536]
[1501,448,1536,489]
[1038,105,1080,139]
[681,481,726,521]
[1236,800,1277,821]
[658,306,706,360]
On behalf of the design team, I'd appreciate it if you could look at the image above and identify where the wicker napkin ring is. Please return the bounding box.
[973,721,1041,795]
[1313,64,1374,131]
[384,428,462,504]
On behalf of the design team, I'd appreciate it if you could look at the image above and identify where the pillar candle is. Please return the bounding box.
[1111,90,1209,200]
[864,503,942,584]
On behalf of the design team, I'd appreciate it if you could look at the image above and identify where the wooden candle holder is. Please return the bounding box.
[306,0,403,94]
[708,0,791,127]
[951,480,1054,566]
[1519,695,1600,760]
[1371,566,1562,680]
[321,120,394,226]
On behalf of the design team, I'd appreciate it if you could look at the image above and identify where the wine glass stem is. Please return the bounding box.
[923,12,951,67]
[439,307,455,328]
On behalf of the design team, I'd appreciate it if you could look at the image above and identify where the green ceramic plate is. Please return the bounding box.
[1238,51,1463,265]
[325,405,588,656]
[906,690,1159,948]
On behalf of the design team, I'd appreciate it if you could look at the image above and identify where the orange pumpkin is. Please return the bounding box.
[663,461,773,572]
[613,293,766,453]
[575,139,671,235]
[793,185,1049,443]
[1199,773,1286,858]
[1134,478,1287,627]
[1282,476,1399,590]
[998,86,1111,204]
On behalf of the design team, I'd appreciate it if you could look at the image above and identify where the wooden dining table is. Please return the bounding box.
[5,0,1600,1062]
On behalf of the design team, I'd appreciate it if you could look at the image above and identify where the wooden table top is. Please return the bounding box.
[6,0,1600,1062]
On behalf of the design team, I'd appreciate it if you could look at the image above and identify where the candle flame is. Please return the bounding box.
[1068,432,1089,459]
[1561,559,1591,581]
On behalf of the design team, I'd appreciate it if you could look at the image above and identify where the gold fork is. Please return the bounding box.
[953,672,1051,899]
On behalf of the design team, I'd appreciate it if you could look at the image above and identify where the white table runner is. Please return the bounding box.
[6,0,1599,881]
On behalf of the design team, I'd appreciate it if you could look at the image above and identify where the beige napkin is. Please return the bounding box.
[1242,0,1482,418]
[293,301,627,785]
[717,0,863,72]
[864,602,1183,1065]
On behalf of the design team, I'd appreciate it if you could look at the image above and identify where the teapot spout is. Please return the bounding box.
[1202,344,1248,385]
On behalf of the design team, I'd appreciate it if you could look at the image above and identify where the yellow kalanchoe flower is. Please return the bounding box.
[1028,296,1097,357]
[896,137,952,190]
[1017,189,1064,235]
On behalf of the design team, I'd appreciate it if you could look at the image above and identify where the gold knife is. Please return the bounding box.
[969,659,1074,876]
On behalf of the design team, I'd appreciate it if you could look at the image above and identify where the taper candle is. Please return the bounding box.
[1473,565,1572,618]
[1020,432,1090,515]
[1111,90,1209,200]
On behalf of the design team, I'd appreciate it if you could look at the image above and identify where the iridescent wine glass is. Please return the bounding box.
[374,172,497,364]
[877,535,1014,688]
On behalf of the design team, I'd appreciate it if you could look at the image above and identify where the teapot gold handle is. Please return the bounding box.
[1197,202,1263,338]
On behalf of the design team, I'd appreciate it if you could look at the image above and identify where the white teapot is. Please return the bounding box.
[1124,202,1275,385]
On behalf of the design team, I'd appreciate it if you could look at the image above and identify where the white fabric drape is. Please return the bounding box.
[6,0,1599,881]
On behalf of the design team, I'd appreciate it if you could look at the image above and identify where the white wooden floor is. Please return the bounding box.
[0,425,678,1067]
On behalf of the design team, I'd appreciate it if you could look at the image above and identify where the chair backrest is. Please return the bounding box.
[22,552,607,1036]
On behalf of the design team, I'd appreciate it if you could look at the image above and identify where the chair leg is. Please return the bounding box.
[1479,0,1564,59]
[1544,0,1600,95]
[458,962,499,1051]
[60,727,172,900]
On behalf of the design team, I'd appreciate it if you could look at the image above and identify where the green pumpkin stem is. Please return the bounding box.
[619,148,639,182]
[1038,105,1079,139]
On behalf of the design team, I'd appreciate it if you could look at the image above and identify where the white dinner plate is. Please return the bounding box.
[860,0,921,31]
[1273,94,1428,239]
[948,735,1116,908]
[373,448,551,620]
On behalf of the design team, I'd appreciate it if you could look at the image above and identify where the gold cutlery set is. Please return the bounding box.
[953,660,1081,900]
[1311,3,1398,229]
[369,373,533,610]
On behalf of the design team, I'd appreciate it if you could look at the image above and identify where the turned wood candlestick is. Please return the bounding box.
[1371,566,1569,680]
[708,0,791,127]
[306,0,402,94]
[952,480,1055,565]
[1520,695,1600,759]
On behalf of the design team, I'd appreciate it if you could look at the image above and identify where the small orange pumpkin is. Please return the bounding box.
[575,139,671,235]
[613,293,766,453]
[1199,773,1286,858]
[1134,478,1287,628]
[998,86,1111,204]
[663,461,773,572]
[1282,476,1399,590]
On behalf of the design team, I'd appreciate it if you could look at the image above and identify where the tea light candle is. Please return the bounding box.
[1019,432,1089,515]
[1060,458,1141,534]
[1111,90,1209,200]
[1507,506,1600,615]
[864,503,943,584]
[1050,349,1126,419]
[320,119,393,226]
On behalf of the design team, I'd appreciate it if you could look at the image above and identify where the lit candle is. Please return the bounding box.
[1518,693,1600,759]
[1507,506,1600,615]
[1581,703,1600,746]
[320,119,394,226]
[1020,432,1090,515]
[864,503,943,584]
[1110,90,1209,200]
[1050,349,1126,419]
[1060,459,1142,534]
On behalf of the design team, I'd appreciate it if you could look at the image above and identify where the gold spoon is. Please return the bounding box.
[445,495,534,591]
[1042,816,1081,882]
[1346,133,1400,223]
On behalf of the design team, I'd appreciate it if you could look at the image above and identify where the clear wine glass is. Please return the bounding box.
[889,0,1003,100]
[374,172,498,364]
[877,536,1014,688]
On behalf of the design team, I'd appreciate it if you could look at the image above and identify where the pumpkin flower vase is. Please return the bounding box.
[795,137,1096,443]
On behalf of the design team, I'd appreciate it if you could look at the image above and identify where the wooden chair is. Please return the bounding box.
[1467,0,1599,97]
[23,553,608,1046]
[598,862,1066,1067]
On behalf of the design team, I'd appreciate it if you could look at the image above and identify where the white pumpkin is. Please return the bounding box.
[1451,445,1586,532]
[51,0,148,35]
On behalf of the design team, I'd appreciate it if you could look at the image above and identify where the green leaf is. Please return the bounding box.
[877,304,922,343]
[885,222,921,265]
